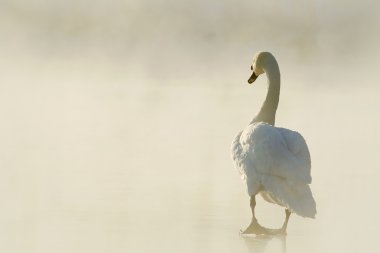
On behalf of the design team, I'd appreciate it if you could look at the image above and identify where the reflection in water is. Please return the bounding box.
[242,235,286,253]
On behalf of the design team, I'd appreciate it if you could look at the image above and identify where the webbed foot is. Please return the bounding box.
[240,220,285,236]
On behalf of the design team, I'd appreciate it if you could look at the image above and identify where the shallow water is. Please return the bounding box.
[1,69,379,253]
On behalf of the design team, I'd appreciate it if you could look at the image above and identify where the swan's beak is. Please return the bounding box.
[248,72,258,84]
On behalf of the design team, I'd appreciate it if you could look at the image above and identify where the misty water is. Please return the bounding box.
[1,1,380,252]
[2,57,380,252]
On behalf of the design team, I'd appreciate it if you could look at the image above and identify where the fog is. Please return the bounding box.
[1,1,380,252]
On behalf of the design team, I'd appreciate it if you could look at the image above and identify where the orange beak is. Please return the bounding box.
[248,72,258,84]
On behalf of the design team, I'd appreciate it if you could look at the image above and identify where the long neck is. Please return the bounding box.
[251,63,280,126]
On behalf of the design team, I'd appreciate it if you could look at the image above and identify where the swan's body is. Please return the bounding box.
[231,52,316,234]
[232,123,316,218]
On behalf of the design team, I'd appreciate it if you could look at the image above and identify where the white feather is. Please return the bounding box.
[231,122,316,218]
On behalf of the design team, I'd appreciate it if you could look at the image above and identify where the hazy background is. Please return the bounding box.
[1,0,380,252]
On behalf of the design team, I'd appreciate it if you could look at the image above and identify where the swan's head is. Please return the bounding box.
[248,51,276,84]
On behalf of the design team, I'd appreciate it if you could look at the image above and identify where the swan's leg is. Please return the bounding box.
[241,195,269,234]
[281,209,291,233]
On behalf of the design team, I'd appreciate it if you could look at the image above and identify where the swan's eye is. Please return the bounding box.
[250,65,253,70]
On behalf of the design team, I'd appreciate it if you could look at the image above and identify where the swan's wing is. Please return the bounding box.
[231,130,262,195]
[277,127,311,178]
[231,130,246,179]
[241,123,311,184]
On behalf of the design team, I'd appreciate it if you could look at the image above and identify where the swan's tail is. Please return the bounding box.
[261,176,317,218]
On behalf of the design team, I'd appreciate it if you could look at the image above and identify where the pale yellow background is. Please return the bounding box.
[1,1,380,252]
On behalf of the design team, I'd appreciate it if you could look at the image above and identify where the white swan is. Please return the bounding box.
[231,52,316,235]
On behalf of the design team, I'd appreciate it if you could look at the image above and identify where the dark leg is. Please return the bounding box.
[281,209,291,234]
[250,195,257,221]
[241,196,269,234]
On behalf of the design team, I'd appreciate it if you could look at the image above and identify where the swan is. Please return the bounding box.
[231,51,316,235]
